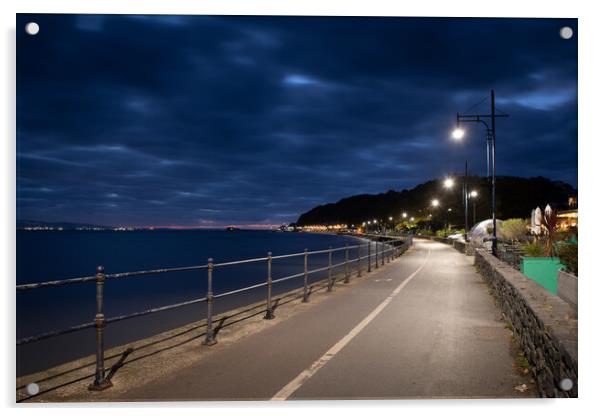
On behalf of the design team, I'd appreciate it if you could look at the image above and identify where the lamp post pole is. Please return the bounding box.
[464,160,468,242]
[454,90,508,257]
[490,90,497,256]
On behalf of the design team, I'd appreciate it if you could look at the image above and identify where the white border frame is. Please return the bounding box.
[2,1,599,415]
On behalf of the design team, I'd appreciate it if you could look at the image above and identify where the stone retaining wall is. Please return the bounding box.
[474,249,578,398]
[557,269,578,311]
[452,240,466,253]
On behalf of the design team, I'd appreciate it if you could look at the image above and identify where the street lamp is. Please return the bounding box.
[431,199,439,207]
[443,172,468,241]
[402,212,407,219]
[469,190,478,226]
[453,90,508,257]
[452,128,465,140]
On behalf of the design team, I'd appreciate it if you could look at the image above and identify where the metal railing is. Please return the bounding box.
[17,234,412,390]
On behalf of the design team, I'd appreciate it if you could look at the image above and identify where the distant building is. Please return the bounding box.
[557,209,578,230]
[558,195,578,230]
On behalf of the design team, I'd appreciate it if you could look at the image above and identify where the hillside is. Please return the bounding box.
[295,176,576,227]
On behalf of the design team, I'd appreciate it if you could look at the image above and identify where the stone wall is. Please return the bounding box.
[452,240,466,253]
[557,269,578,311]
[474,249,578,398]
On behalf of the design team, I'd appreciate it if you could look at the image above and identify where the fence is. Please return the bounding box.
[17,234,412,390]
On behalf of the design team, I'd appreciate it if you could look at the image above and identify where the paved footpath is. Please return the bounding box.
[119,239,531,400]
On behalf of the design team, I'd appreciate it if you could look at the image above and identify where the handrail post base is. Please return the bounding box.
[88,378,113,391]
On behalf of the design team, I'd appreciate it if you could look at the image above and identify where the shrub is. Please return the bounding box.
[435,229,448,238]
[558,243,578,276]
[500,218,529,243]
[522,241,545,257]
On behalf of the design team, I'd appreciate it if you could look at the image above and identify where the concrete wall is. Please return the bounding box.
[557,269,578,311]
[474,249,578,398]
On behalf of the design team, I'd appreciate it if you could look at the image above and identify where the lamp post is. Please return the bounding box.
[452,90,508,257]
[469,190,478,226]
[463,161,469,241]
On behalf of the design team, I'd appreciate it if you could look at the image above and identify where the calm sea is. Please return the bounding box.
[17,230,369,376]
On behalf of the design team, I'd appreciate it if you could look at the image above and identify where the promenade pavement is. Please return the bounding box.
[115,239,532,400]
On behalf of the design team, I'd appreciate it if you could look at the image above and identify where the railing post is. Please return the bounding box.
[88,265,112,391]
[302,248,309,303]
[327,246,334,292]
[367,241,371,272]
[202,258,217,346]
[357,244,362,277]
[264,252,275,319]
[344,243,350,284]
[375,242,379,269]
[387,243,391,263]
[381,242,385,266]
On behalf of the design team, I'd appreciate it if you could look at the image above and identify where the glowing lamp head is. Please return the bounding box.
[431,199,440,207]
[470,190,478,198]
[410,217,414,221]
[388,216,393,221]
[452,128,465,140]
[443,178,454,188]
[402,212,407,218]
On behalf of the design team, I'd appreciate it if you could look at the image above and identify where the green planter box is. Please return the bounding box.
[520,256,562,295]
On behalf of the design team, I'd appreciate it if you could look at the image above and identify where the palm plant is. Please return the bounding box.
[540,208,559,257]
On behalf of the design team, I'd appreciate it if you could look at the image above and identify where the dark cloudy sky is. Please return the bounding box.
[16,14,577,227]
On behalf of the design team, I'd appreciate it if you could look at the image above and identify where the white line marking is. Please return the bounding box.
[271,249,432,400]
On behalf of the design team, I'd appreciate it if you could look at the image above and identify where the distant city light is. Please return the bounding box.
[452,128,465,140]
[431,199,439,207]
[470,190,478,197]
[443,178,454,188]
[448,208,452,212]
[388,216,393,221]
[402,212,407,218]
[410,217,414,221]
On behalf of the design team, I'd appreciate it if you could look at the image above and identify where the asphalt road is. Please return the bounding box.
[118,239,531,401]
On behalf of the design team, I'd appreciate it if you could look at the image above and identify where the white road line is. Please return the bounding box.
[271,249,432,401]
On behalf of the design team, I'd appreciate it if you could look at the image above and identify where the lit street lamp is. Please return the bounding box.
[443,177,454,188]
[402,212,407,219]
[452,128,465,140]
[453,90,508,257]
[431,199,439,207]
[469,190,478,226]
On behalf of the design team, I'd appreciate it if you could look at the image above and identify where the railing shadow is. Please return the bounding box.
[17,278,336,402]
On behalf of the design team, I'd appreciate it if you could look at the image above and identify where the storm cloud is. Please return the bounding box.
[16,15,577,227]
